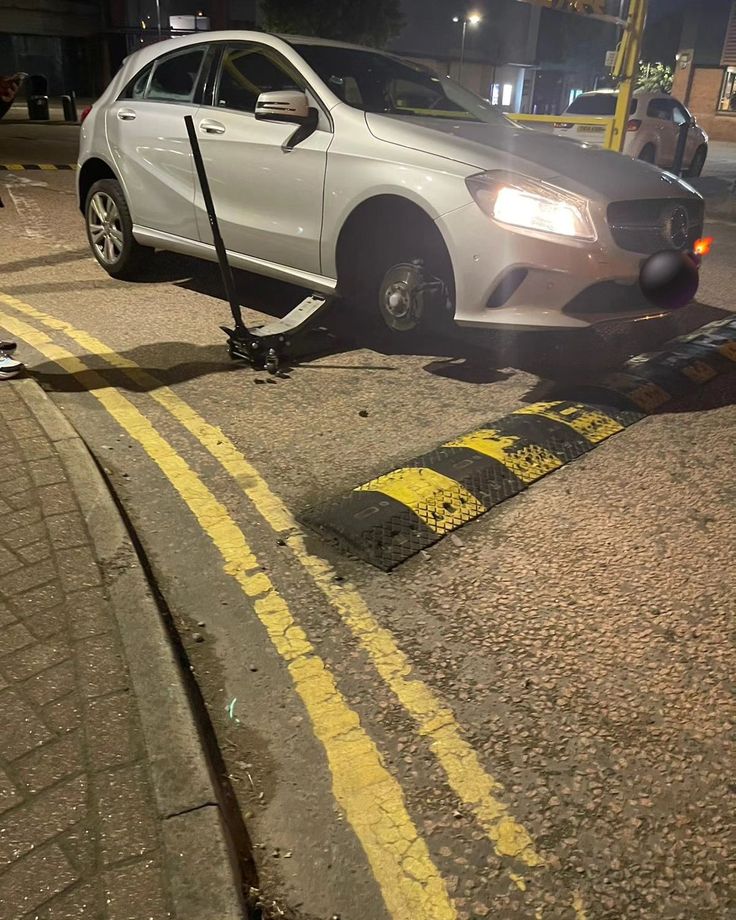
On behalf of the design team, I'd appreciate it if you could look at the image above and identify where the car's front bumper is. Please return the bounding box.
[437,202,669,330]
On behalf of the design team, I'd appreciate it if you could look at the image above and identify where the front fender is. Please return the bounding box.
[321,162,472,279]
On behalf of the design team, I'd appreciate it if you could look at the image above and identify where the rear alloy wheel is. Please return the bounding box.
[85,178,152,280]
[638,144,656,164]
[689,145,707,178]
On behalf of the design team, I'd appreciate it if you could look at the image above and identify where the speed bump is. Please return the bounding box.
[305,314,736,570]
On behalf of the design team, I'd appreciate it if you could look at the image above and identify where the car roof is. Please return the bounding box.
[277,33,380,53]
[131,29,382,56]
[115,29,398,111]
[576,89,666,100]
[121,29,395,75]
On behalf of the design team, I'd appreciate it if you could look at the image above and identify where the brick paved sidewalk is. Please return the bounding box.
[0,382,174,920]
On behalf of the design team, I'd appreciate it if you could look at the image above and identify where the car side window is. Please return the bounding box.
[146,47,207,103]
[672,102,689,126]
[647,99,671,121]
[215,44,305,113]
[121,64,153,100]
[388,77,464,114]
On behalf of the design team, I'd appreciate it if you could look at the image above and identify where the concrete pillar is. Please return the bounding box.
[208,0,229,30]
[525,5,542,64]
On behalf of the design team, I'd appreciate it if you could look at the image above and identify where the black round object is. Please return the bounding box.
[639,249,700,311]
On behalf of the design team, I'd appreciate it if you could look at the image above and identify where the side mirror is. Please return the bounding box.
[255,90,311,124]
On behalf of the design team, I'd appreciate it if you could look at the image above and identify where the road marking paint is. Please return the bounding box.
[444,429,562,484]
[0,163,77,171]
[0,307,457,920]
[513,401,623,444]
[681,360,717,384]
[0,292,544,877]
[357,468,486,534]
[572,889,587,919]
[626,381,671,412]
[4,186,51,242]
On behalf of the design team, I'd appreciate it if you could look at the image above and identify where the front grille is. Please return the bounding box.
[607,198,704,254]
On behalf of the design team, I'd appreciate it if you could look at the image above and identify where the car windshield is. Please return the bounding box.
[567,94,637,116]
[293,44,504,124]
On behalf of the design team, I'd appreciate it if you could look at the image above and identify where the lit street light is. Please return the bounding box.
[452,12,482,84]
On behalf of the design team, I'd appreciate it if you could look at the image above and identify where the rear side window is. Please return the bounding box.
[124,64,152,100]
[120,47,208,103]
[567,94,636,116]
[647,98,672,120]
[148,48,207,102]
[215,45,304,113]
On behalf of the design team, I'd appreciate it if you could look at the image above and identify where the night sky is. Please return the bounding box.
[391,0,690,66]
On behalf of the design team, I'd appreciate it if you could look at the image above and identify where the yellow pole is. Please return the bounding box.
[609,0,648,152]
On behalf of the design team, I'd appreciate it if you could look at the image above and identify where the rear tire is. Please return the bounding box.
[638,144,656,164]
[85,178,153,280]
[688,145,707,178]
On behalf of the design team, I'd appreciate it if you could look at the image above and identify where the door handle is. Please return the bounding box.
[199,119,226,135]
[117,108,136,121]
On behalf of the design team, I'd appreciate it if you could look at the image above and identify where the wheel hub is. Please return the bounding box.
[385,284,411,319]
[379,263,425,333]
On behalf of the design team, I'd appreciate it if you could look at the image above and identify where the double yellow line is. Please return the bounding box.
[0,292,548,917]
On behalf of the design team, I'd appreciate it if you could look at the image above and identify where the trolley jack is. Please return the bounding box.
[185,115,334,372]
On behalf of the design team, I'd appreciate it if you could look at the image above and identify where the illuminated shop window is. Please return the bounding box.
[719,67,736,113]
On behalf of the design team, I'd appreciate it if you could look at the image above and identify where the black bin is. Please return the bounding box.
[26,74,49,121]
[61,93,77,122]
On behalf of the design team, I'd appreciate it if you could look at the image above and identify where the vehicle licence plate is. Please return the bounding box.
[577,126,605,133]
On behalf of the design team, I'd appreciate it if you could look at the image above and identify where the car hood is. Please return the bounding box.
[365,113,701,203]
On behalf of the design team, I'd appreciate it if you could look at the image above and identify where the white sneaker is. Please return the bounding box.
[0,353,22,379]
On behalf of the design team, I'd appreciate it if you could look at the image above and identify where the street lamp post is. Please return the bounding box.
[453,12,482,84]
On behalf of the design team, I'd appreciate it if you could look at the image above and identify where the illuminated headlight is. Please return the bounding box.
[466,171,596,242]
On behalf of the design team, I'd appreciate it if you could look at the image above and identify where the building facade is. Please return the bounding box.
[389,0,541,111]
[391,0,618,115]
[672,0,736,141]
[0,0,617,111]
[0,0,104,96]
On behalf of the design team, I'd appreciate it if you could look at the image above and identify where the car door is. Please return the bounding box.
[645,97,676,166]
[192,41,332,275]
[672,100,699,165]
[106,44,212,240]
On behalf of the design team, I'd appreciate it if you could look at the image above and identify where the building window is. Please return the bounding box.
[490,83,500,106]
[568,88,583,107]
[502,83,513,107]
[718,67,736,113]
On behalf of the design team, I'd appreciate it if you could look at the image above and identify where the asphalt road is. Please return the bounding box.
[1,153,734,920]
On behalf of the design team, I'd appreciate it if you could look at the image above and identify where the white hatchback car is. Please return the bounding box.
[78,32,705,334]
[554,90,709,176]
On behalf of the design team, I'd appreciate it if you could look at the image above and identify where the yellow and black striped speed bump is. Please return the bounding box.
[0,164,77,171]
[305,314,736,570]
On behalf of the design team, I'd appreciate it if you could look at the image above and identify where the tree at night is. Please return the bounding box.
[260,0,404,47]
